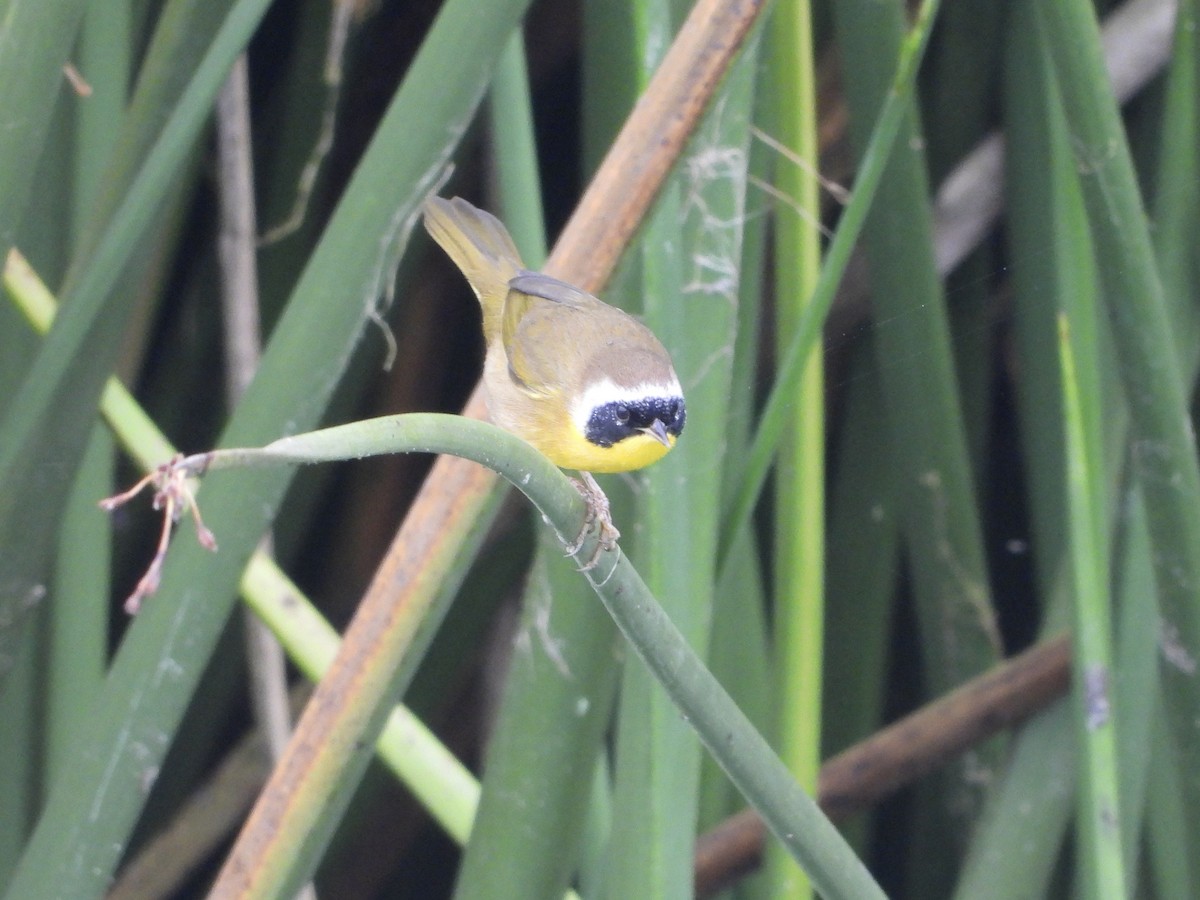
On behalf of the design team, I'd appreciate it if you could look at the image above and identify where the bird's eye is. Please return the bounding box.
[615,405,631,424]
[669,400,680,420]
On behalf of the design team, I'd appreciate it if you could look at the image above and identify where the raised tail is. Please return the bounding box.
[423,196,524,341]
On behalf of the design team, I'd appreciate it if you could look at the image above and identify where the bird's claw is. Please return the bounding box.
[565,472,620,571]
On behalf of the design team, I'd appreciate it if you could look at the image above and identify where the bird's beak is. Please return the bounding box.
[641,419,672,448]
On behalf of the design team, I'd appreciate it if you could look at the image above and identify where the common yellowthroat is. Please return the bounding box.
[423,196,685,556]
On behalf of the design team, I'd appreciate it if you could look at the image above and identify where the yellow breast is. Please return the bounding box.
[538,425,676,473]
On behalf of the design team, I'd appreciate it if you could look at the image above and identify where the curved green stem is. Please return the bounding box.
[188,411,885,900]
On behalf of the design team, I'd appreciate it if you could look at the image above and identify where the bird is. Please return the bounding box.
[422,196,685,565]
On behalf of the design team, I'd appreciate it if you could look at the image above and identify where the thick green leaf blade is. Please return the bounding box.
[1058,312,1126,898]
[0,2,89,250]
[454,534,621,900]
[606,11,755,900]
[763,3,824,894]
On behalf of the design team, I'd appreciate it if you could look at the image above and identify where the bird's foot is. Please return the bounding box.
[564,472,620,571]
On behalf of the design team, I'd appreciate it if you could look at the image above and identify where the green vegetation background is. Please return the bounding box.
[0,0,1195,897]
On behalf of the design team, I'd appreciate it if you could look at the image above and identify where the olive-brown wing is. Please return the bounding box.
[502,272,614,398]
